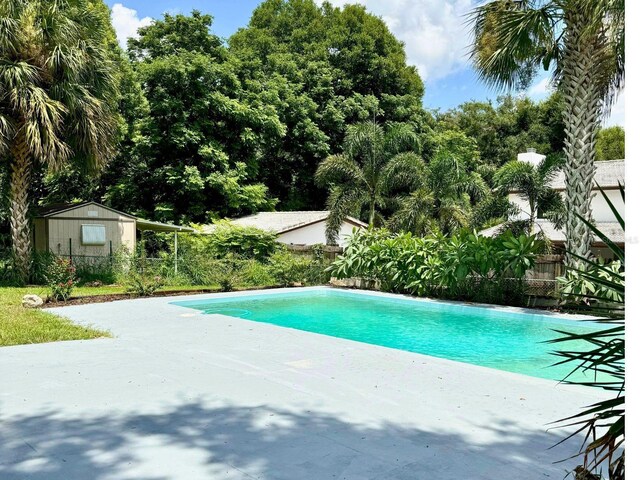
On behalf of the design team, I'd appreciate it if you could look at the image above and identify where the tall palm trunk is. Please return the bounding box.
[368,200,376,226]
[9,134,33,284]
[560,6,605,269]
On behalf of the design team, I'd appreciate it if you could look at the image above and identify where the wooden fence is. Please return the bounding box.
[285,244,344,261]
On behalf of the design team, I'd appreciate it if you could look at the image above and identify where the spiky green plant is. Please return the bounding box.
[549,185,624,479]
[0,0,120,282]
[468,0,624,269]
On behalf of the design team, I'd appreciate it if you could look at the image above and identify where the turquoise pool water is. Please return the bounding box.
[172,288,599,381]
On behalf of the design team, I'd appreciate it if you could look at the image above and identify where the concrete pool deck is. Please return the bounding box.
[1,287,605,479]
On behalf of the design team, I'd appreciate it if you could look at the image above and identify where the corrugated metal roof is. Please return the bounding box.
[203,211,367,234]
[479,219,624,245]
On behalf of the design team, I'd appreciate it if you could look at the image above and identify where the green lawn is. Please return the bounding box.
[0,286,113,347]
[0,284,222,347]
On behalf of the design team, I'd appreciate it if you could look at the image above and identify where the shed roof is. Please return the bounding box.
[479,219,624,246]
[204,211,367,234]
[36,201,194,233]
[36,201,136,219]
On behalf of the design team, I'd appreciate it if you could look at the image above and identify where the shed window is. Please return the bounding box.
[81,224,106,245]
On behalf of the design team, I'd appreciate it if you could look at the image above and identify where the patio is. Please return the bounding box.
[0,289,606,479]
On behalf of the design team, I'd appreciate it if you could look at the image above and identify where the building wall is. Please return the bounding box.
[508,189,625,222]
[38,204,136,257]
[277,220,362,247]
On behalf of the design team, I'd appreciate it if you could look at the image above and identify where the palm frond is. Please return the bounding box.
[315,154,366,188]
[468,1,560,91]
[325,186,366,245]
[381,152,426,193]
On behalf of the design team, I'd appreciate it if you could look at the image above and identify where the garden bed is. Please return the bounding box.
[41,284,288,308]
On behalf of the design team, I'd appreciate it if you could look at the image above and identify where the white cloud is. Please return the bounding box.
[527,76,552,98]
[319,0,475,83]
[603,91,625,127]
[111,3,153,49]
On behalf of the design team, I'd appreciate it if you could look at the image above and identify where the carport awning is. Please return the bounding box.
[136,218,195,233]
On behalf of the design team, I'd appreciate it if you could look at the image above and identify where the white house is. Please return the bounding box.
[207,211,367,247]
[481,151,625,256]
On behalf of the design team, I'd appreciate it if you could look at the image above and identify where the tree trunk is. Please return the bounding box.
[529,198,536,236]
[368,200,375,226]
[560,6,605,269]
[10,134,33,284]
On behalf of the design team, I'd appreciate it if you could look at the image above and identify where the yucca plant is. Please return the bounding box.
[548,185,624,479]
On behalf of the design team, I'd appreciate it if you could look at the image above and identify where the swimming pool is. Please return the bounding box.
[172,288,598,381]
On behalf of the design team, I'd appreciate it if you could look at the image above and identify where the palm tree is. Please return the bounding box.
[0,0,120,281]
[493,154,564,234]
[315,121,424,244]
[469,0,624,268]
[390,149,488,235]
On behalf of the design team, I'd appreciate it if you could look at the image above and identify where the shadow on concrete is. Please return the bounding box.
[0,402,579,479]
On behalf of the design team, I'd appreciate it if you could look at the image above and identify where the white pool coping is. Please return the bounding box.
[168,285,598,322]
[1,286,606,479]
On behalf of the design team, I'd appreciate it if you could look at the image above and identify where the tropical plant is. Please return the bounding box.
[330,228,541,305]
[494,153,564,233]
[549,186,624,479]
[469,0,624,269]
[390,135,489,235]
[315,120,425,244]
[0,0,121,282]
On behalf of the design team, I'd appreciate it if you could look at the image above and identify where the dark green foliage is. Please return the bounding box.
[183,224,281,261]
[230,0,430,209]
[437,94,566,167]
[330,228,541,306]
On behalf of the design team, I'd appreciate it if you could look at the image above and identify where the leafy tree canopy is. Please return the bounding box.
[595,126,625,161]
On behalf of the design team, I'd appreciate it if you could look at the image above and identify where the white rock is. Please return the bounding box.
[22,294,44,308]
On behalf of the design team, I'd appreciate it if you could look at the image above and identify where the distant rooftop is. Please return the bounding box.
[205,211,367,234]
[548,159,625,190]
[479,219,624,246]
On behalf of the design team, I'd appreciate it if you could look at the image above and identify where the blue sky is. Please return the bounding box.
[108,1,624,125]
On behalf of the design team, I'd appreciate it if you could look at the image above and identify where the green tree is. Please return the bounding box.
[494,155,564,233]
[595,125,625,160]
[469,0,624,268]
[438,93,565,167]
[120,12,284,223]
[0,0,120,281]
[390,130,488,235]
[230,0,430,209]
[315,121,424,243]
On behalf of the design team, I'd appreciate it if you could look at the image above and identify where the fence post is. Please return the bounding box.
[174,231,178,276]
[69,238,72,262]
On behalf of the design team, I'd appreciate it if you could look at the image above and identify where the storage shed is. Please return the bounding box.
[33,202,194,264]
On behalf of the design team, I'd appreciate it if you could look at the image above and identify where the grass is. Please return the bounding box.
[0,284,223,347]
[0,286,111,347]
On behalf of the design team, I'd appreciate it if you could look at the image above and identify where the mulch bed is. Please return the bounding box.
[41,285,284,308]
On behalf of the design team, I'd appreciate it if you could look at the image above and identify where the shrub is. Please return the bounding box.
[268,251,331,287]
[330,228,541,305]
[125,272,164,296]
[181,223,281,260]
[45,257,77,301]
